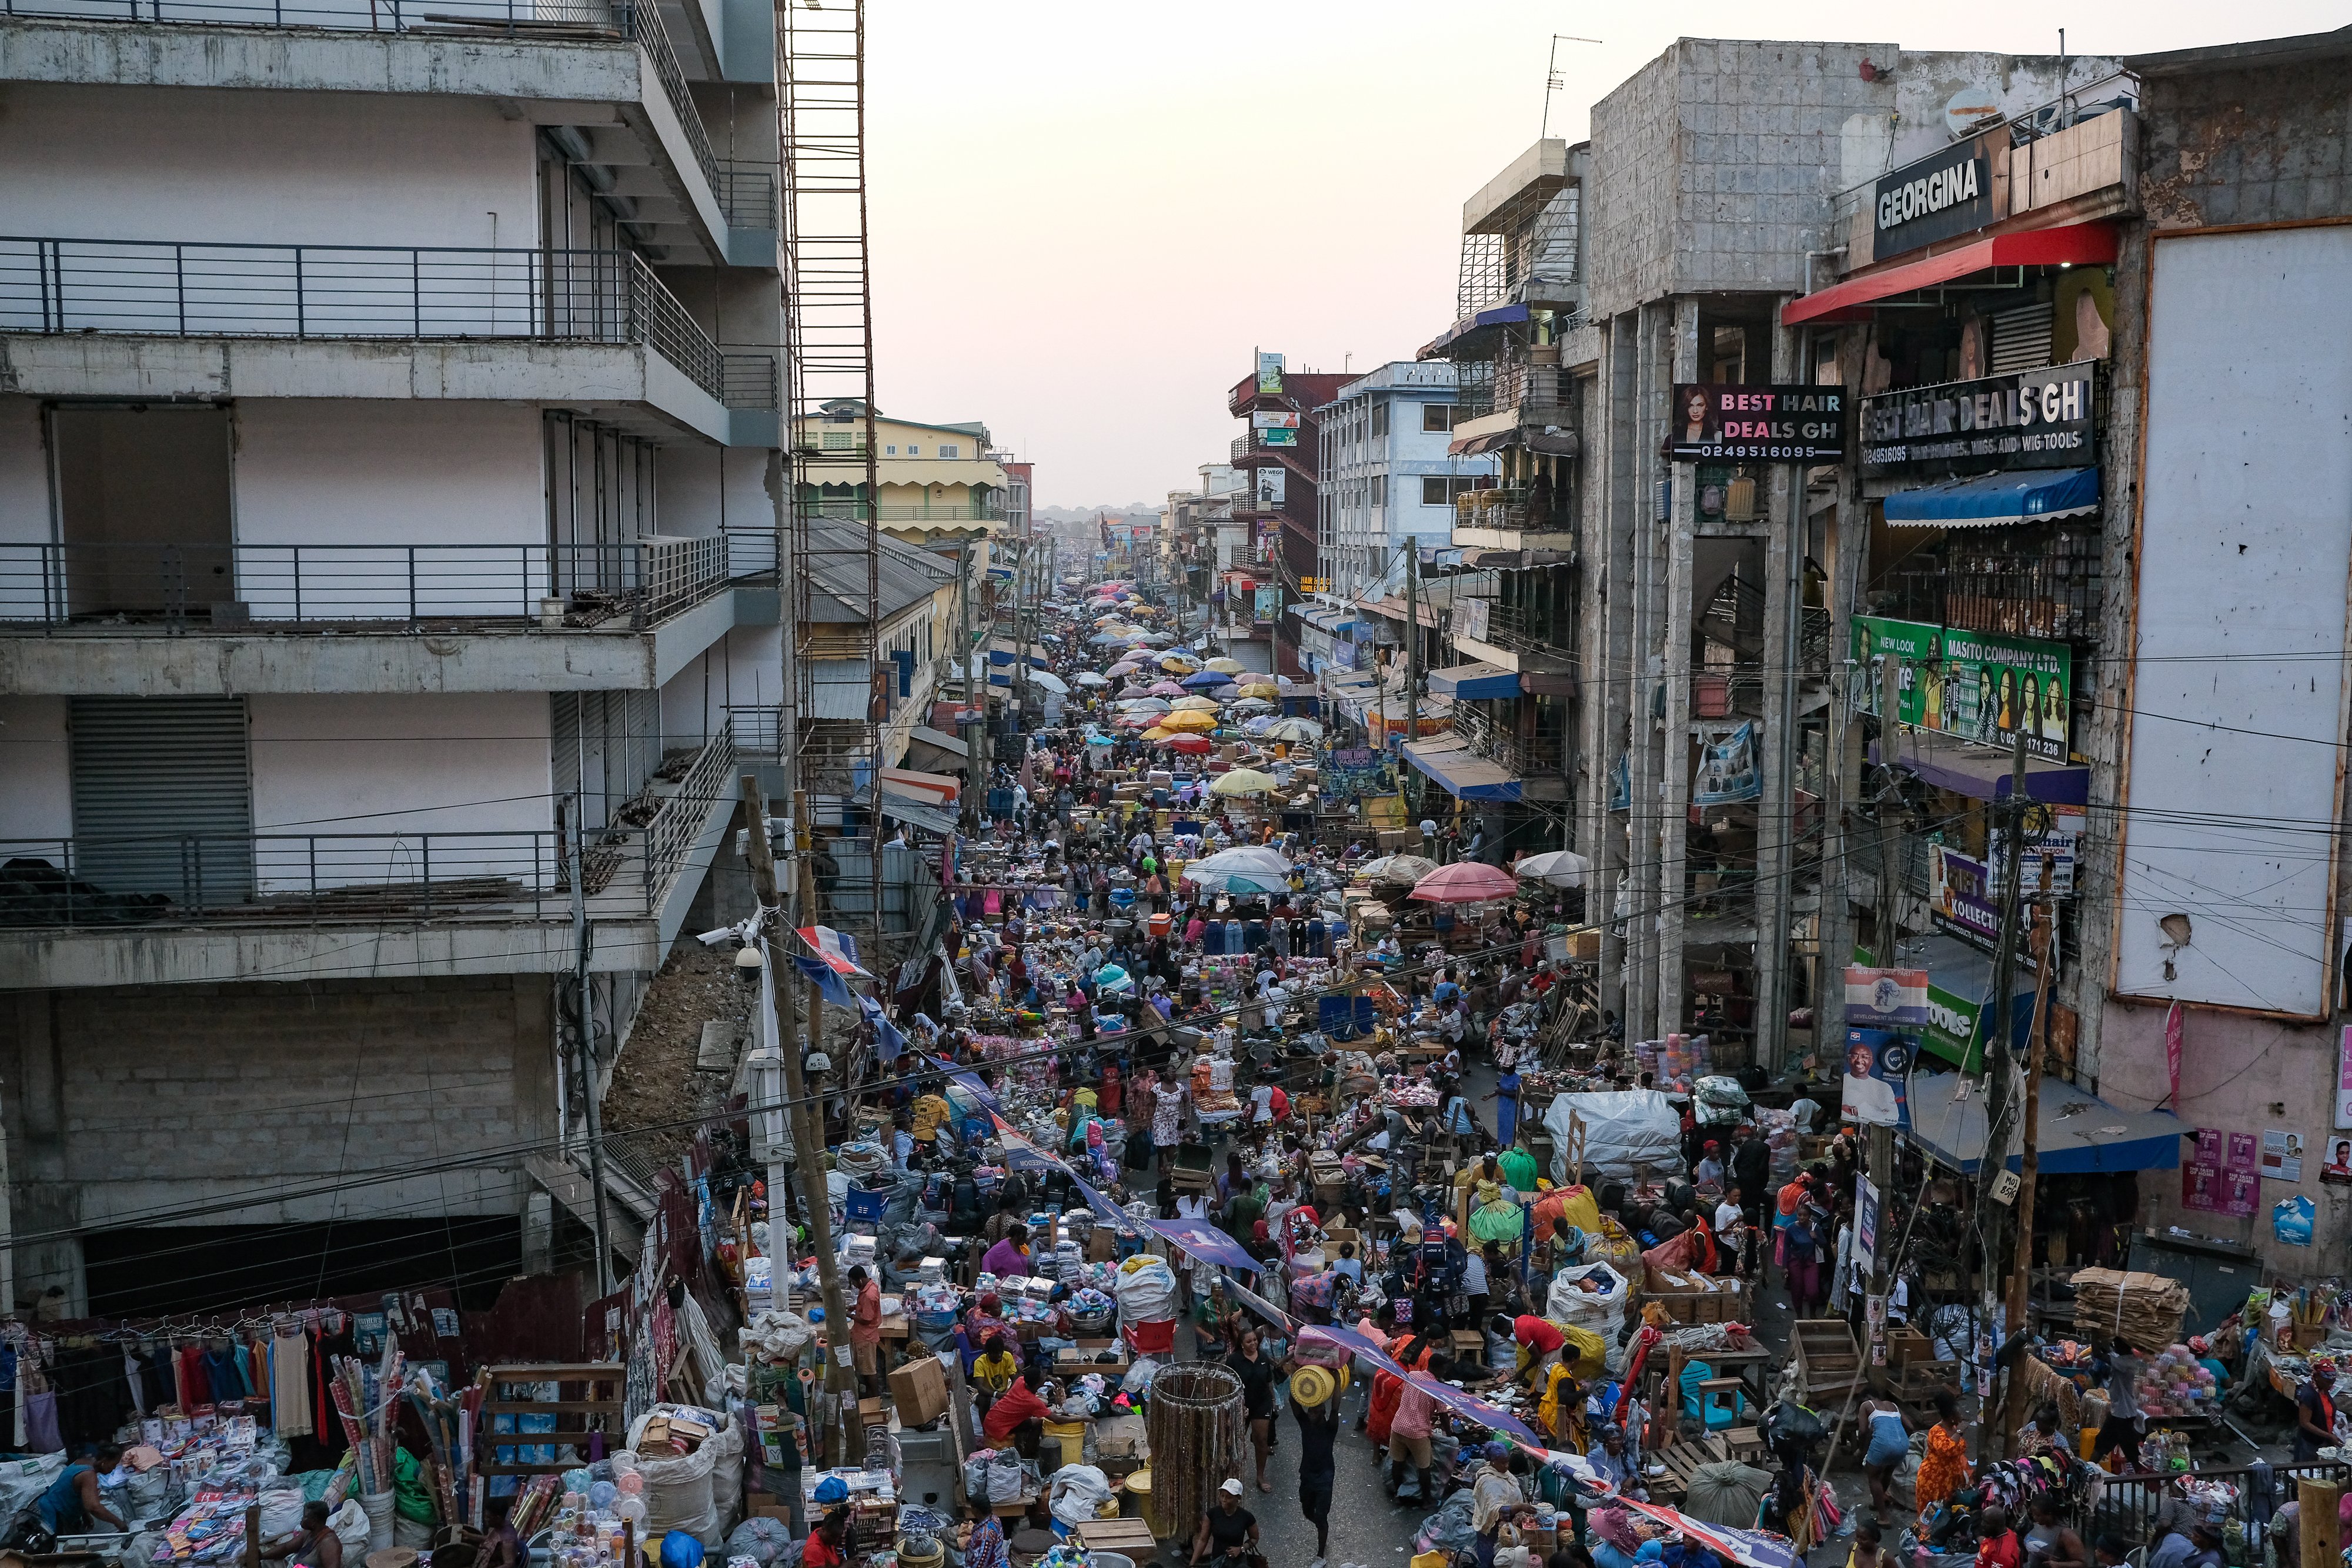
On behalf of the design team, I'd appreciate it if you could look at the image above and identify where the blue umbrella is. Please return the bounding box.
[1088,632,1124,645]
[1181,670,1227,690]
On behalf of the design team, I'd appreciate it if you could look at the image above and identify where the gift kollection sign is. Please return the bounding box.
[1668,384,1847,463]
[1850,616,2073,763]
[1875,134,1997,257]
[1928,842,2002,952]
[1860,363,2097,477]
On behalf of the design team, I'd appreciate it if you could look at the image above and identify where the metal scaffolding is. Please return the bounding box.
[780,0,884,962]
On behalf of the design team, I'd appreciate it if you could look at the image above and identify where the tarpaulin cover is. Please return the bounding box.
[1905,1073,2184,1175]
[1676,1463,1778,1530]
[1882,466,2099,527]
[1543,1089,1686,1182]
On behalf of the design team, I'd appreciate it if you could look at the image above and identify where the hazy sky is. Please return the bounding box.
[864,1,2338,510]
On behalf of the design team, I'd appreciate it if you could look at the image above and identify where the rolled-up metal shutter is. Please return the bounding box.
[70,696,252,907]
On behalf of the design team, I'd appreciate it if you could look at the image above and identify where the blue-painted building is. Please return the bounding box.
[1314,362,1498,601]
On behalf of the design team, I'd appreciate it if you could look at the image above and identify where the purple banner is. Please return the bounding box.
[1312,1326,1539,1443]
[1144,1218,1262,1275]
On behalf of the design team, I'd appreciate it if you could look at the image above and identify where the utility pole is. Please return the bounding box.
[740,774,860,1465]
[2001,850,2057,1451]
[1975,726,2031,1459]
[1402,535,1423,825]
[564,793,614,1296]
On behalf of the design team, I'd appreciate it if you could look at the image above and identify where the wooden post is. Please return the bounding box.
[244,1503,261,1568]
[2301,1476,2344,1568]
[2002,852,2058,1453]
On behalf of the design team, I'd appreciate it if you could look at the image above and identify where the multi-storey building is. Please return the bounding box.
[1313,362,1496,603]
[0,0,787,1308]
[1226,361,1350,677]
[794,402,1008,549]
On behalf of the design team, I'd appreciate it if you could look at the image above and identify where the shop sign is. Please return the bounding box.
[1874,135,1997,257]
[1256,351,1285,395]
[1251,411,1301,430]
[1259,426,1299,447]
[1987,803,2086,896]
[1852,616,2073,764]
[1254,587,1279,619]
[1860,363,2097,477]
[1668,383,1848,462]
[1927,842,2002,952]
[1855,944,1984,1069]
[2337,1025,2352,1131]
[2182,1128,2260,1218]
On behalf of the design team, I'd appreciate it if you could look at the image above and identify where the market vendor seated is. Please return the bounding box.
[981,1362,1055,1450]
[981,1223,1030,1279]
[37,1442,125,1540]
[260,1499,342,1568]
[971,1330,1023,1404]
[956,1293,1011,1371]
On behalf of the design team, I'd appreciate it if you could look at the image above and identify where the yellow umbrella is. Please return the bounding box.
[1160,710,1217,732]
[1211,768,1277,795]
[1160,654,1202,672]
[1237,681,1278,700]
[1141,726,1173,740]
[1204,658,1245,674]
[1171,696,1221,712]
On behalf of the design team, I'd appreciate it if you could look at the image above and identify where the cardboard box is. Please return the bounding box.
[888,1354,950,1428]
[1087,1231,1117,1263]
[746,1493,794,1523]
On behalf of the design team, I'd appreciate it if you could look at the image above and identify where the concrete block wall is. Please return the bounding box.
[2141,56,2352,229]
[4,974,555,1312]
[1586,39,1898,319]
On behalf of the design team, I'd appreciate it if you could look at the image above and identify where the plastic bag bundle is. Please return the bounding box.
[725,1517,794,1567]
[986,1449,1027,1505]
[1045,1466,1115,1526]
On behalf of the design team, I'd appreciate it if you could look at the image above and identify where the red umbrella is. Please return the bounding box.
[1168,734,1214,754]
[1408,862,1521,902]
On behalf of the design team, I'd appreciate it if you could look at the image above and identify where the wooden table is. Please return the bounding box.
[1645,1433,1732,1503]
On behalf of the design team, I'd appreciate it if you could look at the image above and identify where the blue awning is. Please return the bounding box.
[1401,736,1522,802]
[1427,661,1520,701]
[1905,1074,2184,1176]
[1883,467,2099,528]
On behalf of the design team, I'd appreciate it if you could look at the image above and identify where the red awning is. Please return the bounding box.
[1782,221,2121,326]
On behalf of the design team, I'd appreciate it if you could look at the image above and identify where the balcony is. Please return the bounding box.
[0,0,759,260]
[1478,600,1573,659]
[803,502,1008,525]
[0,536,773,694]
[1,536,730,632]
[0,720,736,987]
[0,238,775,441]
[1451,486,1576,551]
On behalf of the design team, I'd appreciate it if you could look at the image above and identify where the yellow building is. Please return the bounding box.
[794,399,1010,548]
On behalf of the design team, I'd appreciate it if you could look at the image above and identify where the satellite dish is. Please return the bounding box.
[1945,85,2004,138]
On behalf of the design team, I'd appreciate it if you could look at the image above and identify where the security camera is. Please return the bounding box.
[697,927,739,947]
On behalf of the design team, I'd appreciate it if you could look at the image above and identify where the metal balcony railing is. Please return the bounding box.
[1479,600,1572,657]
[0,722,732,929]
[713,162,780,232]
[0,536,730,631]
[0,0,730,218]
[1451,700,1568,778]
[720,350,779,411]
[0,239,730,403]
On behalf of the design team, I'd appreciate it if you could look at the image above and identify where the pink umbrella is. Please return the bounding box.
[1408,862,1522,902]
[1106,660,1142,676]
[1148,680,1188,697]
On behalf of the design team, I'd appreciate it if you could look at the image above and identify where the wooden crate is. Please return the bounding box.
[478,1364,624,1476]
[1791,1320,1866,1398]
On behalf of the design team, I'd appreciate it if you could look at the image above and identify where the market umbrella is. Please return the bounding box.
[1148,680,1190,697]
[1028,669,1070,694]
[1116,696,1171,714]
[1361,854,1437,886]
[1087,632,1124,646]
[1204,658,1246,674]
[1074,672,1110,687]
[1513,848,1592,889]
[1168,734,1215,755]
[1236,681,1279,700]
[1171,696,1221,712]
[1264,717,1322,743]
[1181,845,1295,894]
[1228,696,1275,713]
[1105,660,1142,676]
[1181,670,1229,690]
[1241,715,1275,735]
[1210,767,1277,795]
[1160,709,1217,733]
[1409,862,1522,902]
[1141,727,1173,741]
[1212,683,1243,701]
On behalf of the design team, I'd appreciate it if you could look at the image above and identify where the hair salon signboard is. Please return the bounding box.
[1860,363,2098,477]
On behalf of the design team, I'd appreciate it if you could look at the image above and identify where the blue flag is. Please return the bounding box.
[792,952,854,1008]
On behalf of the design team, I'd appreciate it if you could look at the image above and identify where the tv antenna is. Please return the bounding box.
[1542,34,1603,138]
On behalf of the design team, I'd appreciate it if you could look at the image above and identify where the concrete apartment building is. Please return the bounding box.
[1312,361,1496,603]
[0,0,787,1309]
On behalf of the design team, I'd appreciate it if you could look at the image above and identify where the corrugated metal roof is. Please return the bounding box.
[803,517,959,624]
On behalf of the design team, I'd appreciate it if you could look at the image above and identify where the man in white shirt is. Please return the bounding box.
[1715,1188,1745,1253]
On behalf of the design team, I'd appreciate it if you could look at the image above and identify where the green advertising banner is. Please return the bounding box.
[1855,944,1984,1070]
[1849,616,2073,764]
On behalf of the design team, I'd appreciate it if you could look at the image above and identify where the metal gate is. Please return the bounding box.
[69,695,253,907]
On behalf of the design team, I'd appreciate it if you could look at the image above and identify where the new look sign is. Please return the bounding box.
[1873,136,1997,256]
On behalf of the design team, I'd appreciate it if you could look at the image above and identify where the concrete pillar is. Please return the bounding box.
[1753,306,1801,1071]
[520,1189,555,1275]
[1656,299,1699,1039]
[1623,303,1661,1044]
[1592,313,1638,1028]
[1817,322,1871,1054]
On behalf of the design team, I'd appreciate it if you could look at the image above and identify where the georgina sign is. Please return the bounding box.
[1879,156,1983,232]
[1872,136,1997,255]
[1668,384,1847,463]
